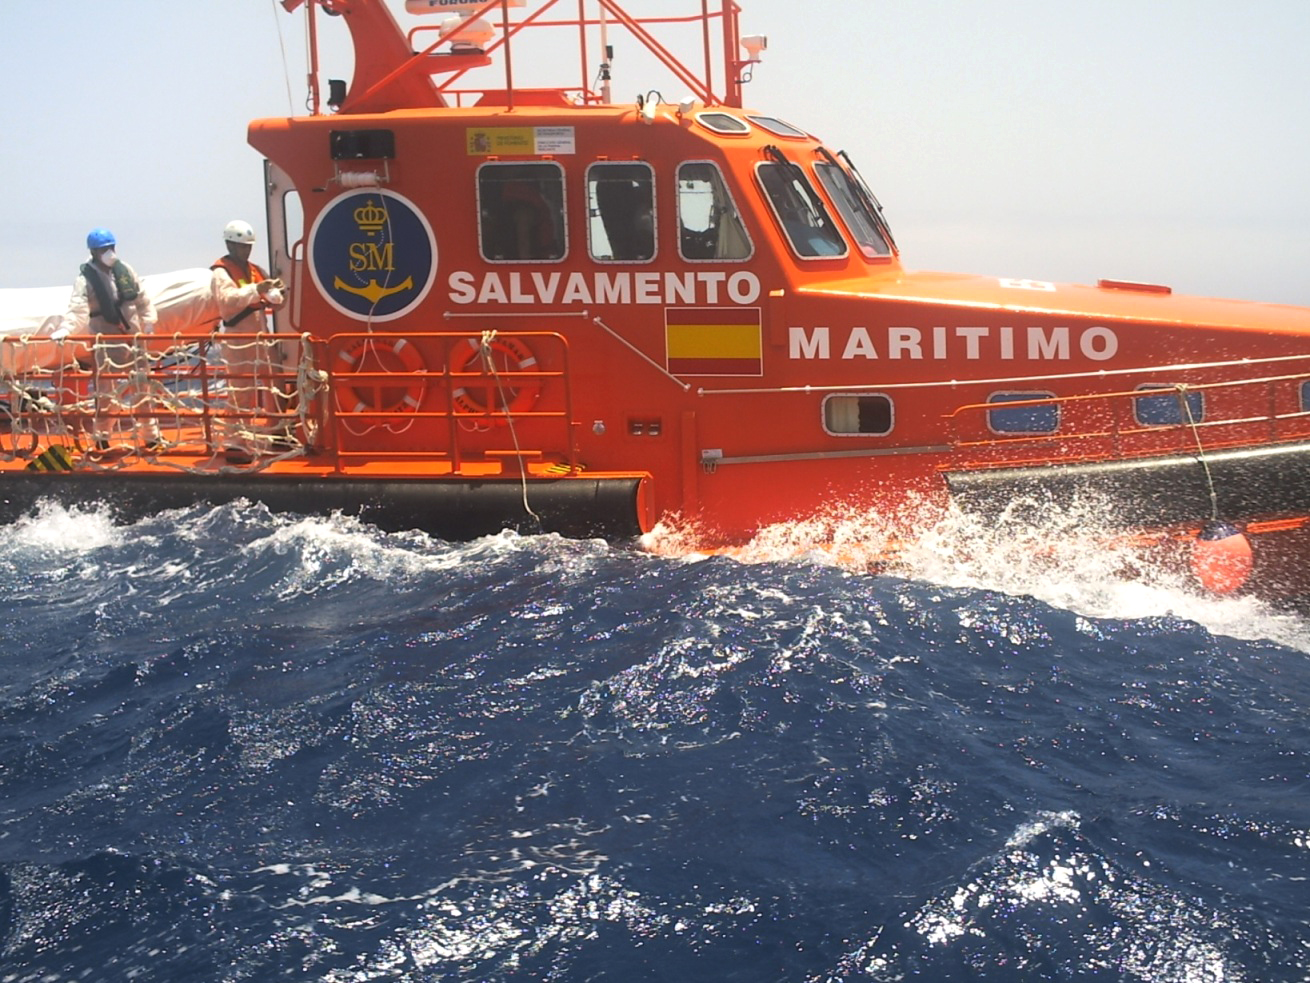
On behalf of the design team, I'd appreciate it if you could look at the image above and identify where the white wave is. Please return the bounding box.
[642,497,1310,652]
[235,515,615,597]
[1,499,124,556]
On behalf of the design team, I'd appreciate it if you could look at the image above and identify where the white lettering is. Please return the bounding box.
[666,272,695,305]
[843,327,879,360]
[783,324,1120,364]
[698,271,726,304]
[635,272,661,304]
[1027,326,1070,360]
[561,272,591,304]
[508,272,532,304]
[478,273,508,304]
[888,327,922,360]
[789,326,830,360]
[956,326,989,360]
[448,271,476,304]
[727,272,761,304]
[444,269,761,307]
[595,273,630,305]
[1000,326,1014,360]
[1081,326,1118,360]
[531,271,560,304]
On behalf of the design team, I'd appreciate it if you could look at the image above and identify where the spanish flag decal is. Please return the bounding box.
[665,307,763,377]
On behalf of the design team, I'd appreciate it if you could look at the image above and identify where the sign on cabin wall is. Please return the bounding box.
[467,127,577,155]
[308,190,438,321]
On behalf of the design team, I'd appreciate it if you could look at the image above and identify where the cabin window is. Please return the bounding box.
[676,162,753,261]
[756,161,847,259]
[273,187,302,334]
[746,116,807,138]
[987,391,1059,434]
[1300,380,1310,413]
[477,162,566,262]
[695,112,751,135]
[823,394,893,436]
[814,162,892,258]
[1134,384,1204,426]
[586,162,655,262]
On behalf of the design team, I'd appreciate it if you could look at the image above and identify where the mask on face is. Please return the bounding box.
[97,249,117,268]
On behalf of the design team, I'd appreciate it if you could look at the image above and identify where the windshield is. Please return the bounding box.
[814,160,892,258]
[756,160,846,259]
[836,149,896,251]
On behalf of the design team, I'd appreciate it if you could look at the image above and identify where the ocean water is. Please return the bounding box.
[0,500,1308,982]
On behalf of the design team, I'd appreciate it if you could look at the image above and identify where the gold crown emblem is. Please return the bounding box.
[354,200,387,233]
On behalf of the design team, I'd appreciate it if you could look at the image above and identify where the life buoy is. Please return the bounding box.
[449,335,540,423]
[334,337,426,414]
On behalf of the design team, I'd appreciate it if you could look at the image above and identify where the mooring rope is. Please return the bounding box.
[1176,383,1219,521]
[479,329,541,530]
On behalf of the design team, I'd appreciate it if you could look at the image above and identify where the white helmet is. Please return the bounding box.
[223,219,256,244]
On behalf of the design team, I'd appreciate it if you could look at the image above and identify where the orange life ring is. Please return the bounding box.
[335,337,426,414]
[449,335,540,423]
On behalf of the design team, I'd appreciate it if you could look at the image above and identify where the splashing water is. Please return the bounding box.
[643,492,1310,652]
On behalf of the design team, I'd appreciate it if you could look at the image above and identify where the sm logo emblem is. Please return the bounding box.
[309,189,437,321]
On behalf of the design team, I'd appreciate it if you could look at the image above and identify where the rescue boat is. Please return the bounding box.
[3,0,1310,597]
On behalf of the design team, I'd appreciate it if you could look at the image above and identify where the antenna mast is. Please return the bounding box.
[598,1,612,104]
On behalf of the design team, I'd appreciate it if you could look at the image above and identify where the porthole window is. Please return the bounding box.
[745,115,807,138]
[477,161,566,262]
[1134,384,1204,426]
[987,391,1059,434]
[823,393,893,435]
[694,112,751,135]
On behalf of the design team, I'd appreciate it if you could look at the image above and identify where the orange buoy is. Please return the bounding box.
[1189,520,1253,594]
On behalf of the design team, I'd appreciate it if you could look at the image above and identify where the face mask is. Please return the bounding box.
[97,249,116,267]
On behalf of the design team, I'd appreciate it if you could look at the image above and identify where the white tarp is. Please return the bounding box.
[0,269,220,373]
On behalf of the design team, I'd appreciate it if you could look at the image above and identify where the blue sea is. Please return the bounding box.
[1,500,1308,982]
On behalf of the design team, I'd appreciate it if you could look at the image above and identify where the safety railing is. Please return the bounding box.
[0,333,316,467]
[943,368,1310,471]
[323,330,577,475]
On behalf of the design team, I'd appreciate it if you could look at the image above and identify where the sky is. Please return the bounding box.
[4,0,1309,307]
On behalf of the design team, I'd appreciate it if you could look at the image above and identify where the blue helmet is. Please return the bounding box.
[86,228,116,250]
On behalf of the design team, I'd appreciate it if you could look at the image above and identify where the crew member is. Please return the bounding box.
[210,219,287,464]
[52,228,160,454]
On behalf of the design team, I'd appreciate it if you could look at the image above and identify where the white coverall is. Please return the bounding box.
[58,261,160,445]
[210,265,288,454]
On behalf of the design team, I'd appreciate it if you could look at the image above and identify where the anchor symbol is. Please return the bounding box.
[333,276,415,304]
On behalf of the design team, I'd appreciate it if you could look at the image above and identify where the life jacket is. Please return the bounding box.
[211,255,268,328]
[80,260,140,327]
